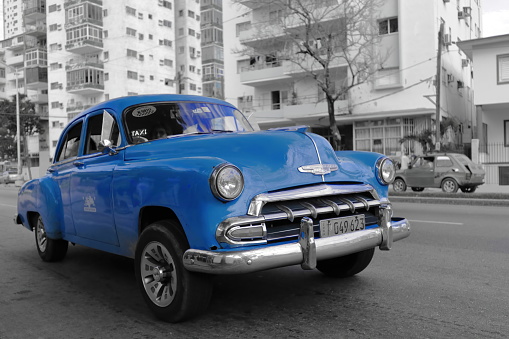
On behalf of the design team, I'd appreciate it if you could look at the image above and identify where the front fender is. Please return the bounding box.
[335,151,390,200]
[112,157,265,253]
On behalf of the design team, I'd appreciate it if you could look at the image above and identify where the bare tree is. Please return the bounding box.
[232,0,385,149]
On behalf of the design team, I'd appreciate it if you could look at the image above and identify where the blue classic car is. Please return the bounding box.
[15,94,410,322]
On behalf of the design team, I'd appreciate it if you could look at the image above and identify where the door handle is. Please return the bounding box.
[73,161,84,167]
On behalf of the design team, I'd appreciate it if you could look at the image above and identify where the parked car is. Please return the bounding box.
[15,94,410,322]
[393,153,485,193]
[1,168,23,184]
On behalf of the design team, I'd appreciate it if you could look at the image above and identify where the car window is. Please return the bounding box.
[436,156,453,167]
[85,111,121,155]
[57,122,83,162]
[412,156,434,168]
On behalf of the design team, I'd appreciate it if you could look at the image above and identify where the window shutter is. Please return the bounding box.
[499,55,509,83]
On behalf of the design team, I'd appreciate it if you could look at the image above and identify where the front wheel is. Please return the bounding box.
[393,178,407,192]
[134,220,213,323]
[441,178,459,193]
[34,215,68,262]
[316,248,375,278]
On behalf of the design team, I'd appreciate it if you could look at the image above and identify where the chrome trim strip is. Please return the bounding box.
[247,184,375,216]
[184,218,410,274]
[304,133,325,182]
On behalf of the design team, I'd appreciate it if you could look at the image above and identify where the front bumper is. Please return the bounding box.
[183,217,410,275]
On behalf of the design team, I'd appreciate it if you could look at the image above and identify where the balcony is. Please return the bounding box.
[239,22,286,48]
[24,1,46,24]
[65,16,103,29]
[6,54,24,67]
[29,93,49,104]
[283,57,348,76]
[66,57,104,70]
[255,96,349,126]
[25,24,47,37]
[66,102,92,113]
[66,83,104,95]
[26,67,48,90]
[237,0,262,9]
[5,37,25,51]
[64,0,103,9]
[25,47,48,68]
[65,38,103,54]
[239,60,291,86]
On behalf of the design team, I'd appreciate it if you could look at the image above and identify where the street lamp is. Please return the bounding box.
[0,61,22,176]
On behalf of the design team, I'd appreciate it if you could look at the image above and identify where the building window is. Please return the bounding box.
[505,120,509,147]
[126,27,136,37]
[127,71,138,80]
[126,6,136,16]
[379,17,398,35]
[127,49,137,58]
[236,21,251,37]
[497,54,509,84]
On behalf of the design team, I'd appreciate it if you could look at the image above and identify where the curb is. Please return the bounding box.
[389,195,509,206]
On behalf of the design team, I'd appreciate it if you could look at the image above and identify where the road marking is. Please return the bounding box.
[0,203,16,208]
[409,219,463,225]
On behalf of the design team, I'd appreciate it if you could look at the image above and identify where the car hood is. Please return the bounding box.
[123,131,365,192]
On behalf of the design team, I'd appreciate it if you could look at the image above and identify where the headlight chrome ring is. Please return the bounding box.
[210,163,244,201]
[376,157,396,185]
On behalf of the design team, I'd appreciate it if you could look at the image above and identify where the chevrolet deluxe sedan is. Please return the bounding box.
[15,94,410,322]
[393,153,485,193]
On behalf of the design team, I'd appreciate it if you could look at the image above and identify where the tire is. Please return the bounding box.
[460,186,477,193]
[411,187,425,192]
[316,248,375,278]
[441,178,459,193]
[134,220,213,323]
[34,215,68,262]
[393,178,407,192]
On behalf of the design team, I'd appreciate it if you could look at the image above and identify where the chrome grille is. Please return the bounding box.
[217,184,382,248]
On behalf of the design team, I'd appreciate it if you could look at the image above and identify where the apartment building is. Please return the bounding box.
[224,0,482,155]
[0,0,203,176]
[458,34,509,184]
[200,0,224,99]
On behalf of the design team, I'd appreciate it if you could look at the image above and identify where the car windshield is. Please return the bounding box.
[124,102,256,143]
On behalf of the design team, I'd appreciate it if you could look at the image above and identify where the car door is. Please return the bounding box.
[406,156,435,187]
[69,110,122,246]
[50,120,85,237]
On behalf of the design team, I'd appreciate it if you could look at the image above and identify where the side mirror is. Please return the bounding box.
[98,140,117,155]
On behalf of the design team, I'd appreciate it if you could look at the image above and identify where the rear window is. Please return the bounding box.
[454,154,474,166]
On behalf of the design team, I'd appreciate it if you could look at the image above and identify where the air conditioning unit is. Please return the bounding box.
[457,81,464,89]
[443,0,450,2]
[462,59,469,67]
[447,74,455,83]
[458,11,465,19]
[443,34,452,45]
[463,6,472,17]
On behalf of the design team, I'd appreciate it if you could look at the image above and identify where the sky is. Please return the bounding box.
[482,0,509,37]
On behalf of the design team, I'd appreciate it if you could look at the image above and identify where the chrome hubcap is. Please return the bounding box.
[444,181,455,192]
[140,242,177,307]
[36,217,47,252]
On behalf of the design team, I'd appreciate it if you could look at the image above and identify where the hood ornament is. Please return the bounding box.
[298,164,338,175]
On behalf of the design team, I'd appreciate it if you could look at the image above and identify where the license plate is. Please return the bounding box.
[320,215,365,238]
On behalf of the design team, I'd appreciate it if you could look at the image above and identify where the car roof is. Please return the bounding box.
[69,94,235,124]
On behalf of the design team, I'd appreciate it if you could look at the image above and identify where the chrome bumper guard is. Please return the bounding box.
[183,216,410,275]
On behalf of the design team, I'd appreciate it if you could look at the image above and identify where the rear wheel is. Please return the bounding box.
[316,248,375,278]
[393,178,407,192]
[34,215,68,262]
[134,220,213,323]
[441,178,459,193]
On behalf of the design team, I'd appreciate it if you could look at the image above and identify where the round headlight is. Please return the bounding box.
[210,164,244,201]
[377,158,396,185]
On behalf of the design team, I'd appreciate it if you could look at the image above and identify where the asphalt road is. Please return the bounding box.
[0,188,507,338]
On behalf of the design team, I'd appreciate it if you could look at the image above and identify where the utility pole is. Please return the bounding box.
[435,22,444,152]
